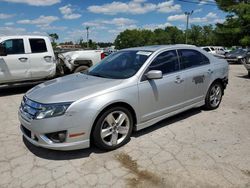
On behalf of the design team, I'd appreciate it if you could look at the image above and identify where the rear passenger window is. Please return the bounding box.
[149,50,179,74]
[2,39,24,55]
[29,39,47,53]
[178,49,209,70]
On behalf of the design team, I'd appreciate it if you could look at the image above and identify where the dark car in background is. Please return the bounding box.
[225,48,250,64]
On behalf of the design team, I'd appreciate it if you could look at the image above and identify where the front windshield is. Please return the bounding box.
[86,50,152,79]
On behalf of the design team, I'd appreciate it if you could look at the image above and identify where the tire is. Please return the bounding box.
[248,71,250,78]
[92,106,133,150]
[204,82,223,110]
[74,65,89,73]
[56,64,65,77]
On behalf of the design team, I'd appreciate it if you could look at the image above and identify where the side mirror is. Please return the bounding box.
[0,44,7,56]
[145,70,163,80]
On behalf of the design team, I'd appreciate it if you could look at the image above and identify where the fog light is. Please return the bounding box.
[46,131,67,143]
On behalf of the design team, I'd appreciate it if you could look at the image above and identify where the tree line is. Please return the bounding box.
[114,0,250,49]
[114,25,219,49]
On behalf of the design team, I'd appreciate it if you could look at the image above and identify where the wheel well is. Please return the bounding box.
[210,78,226,94]
[90,102,137,144]
[74,60,92,67]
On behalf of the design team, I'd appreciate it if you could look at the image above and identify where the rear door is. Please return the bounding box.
[0,38,30,83]
[28,38,55,79]
[138,50,187,122]
[177,49,211,104]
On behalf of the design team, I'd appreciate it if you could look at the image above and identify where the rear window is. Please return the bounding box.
[178,49,210,70]
[29,39,47,53]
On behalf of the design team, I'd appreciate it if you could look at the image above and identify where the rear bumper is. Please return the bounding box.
[222,77,228,89]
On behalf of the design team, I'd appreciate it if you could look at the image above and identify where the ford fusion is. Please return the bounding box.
[19,45,229,151]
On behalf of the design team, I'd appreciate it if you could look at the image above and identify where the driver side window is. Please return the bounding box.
[149,50,179,75]
[2,39,25,55]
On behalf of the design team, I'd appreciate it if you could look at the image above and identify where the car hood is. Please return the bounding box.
[26,73,123,104]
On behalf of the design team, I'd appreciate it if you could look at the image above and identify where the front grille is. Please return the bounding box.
[20,96,42,120]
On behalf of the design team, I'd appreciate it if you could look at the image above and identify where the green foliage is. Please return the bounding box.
[114,26,217,49]
[49,33,59,48]
[215,0,250,46]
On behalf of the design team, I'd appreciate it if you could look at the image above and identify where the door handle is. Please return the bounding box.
[175,76,184,84]
[44,56,52,62]
[44,56,52,59]
[18,57,28,62]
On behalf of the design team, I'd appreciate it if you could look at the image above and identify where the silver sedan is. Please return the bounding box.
[19,45,229,151]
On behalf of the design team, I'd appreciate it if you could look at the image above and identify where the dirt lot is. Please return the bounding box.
[0,65,250,188]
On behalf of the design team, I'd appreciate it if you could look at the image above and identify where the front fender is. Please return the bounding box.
[67,85,139,138]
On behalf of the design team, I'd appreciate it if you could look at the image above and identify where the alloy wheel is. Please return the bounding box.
[209,84,222,108]
[100,111,130,146]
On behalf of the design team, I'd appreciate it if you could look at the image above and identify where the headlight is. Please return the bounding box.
[237,56,243,59]
[35,103,71,120]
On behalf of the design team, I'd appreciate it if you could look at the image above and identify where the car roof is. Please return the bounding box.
[0,35,48,40]
[121,44,196,52]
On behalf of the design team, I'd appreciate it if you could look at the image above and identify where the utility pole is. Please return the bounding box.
[185,10,193,44]
[86,26,89,48]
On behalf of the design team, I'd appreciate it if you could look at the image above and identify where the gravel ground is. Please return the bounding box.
[0,64,249,188]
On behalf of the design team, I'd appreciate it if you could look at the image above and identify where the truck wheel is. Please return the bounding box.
[204,82,223,110]
[56,64,64,77]
[92,106,133,150]
[74,66,89,73]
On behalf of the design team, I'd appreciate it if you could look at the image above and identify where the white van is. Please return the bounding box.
[0,36,56,85]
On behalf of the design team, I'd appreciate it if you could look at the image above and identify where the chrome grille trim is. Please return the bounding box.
[20,96,42,120]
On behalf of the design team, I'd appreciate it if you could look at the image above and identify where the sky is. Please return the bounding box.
[0,0,227,43]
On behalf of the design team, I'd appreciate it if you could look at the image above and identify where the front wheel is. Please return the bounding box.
[92,107,133,150]
[205,82,223,110]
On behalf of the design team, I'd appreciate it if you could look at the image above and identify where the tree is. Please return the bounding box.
[201,25,216,46]
[49,33,59,48]
[165,26,185,44]
[153,28,170,44]
[114,29,146,49]
[215,0,250,46]
[188,25,203,45]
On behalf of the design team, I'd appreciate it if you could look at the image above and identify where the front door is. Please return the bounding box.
[138,50,186,122]
[0,38,30,83]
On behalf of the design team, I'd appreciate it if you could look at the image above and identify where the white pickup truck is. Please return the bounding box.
[0,35,106,85]
[58,50,105,73]
[0,35,56,85]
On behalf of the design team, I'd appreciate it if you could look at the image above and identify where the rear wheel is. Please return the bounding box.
[205,82,223,110]
[92,107,133,150]
[74,65,89,73]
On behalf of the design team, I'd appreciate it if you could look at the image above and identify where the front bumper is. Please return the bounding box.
[225,58,239,63]
[18,110,90,151]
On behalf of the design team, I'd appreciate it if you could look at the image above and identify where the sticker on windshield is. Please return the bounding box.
[136,51,152,56]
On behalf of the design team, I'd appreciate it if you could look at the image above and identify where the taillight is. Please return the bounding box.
[101,52,105,60]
